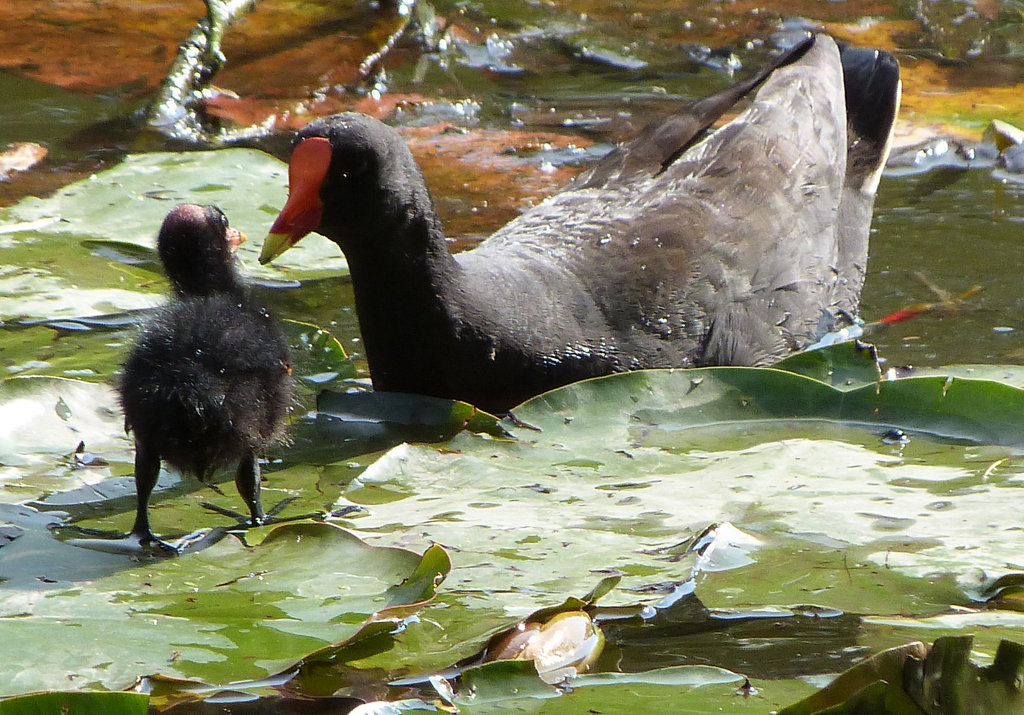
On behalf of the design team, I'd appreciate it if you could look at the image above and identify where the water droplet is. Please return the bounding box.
[881,428,908,446]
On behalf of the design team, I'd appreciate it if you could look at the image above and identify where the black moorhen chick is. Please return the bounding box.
[259,34,900,413]
[119,204,292,551]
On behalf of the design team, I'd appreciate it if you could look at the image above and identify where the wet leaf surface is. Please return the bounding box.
[0,149,346,314]
[0,691,148,715]
[1,1,1024,711]
[779,635,1024,714]
[0,518,448,693]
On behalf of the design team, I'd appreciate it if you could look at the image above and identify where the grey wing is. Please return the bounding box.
[574,35,851,366]
[672,35,850,365]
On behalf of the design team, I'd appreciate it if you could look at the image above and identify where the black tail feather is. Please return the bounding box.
[838,42,901,184]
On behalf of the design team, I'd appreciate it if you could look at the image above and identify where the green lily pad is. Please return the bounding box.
[330,366,1024,622]
[6,359,1024,706]
[317,389,503,441]
[0,149,345,322]
[458,661,755,713]
[0,376,130,498]
[773,340,882,389]
[507,366,1024,449]
[280,542,452,697]
[901,364,1024,391]
[779,635,1024,714]
[281,318,357,397]
[0,691,148,715]
[0,521,447,695]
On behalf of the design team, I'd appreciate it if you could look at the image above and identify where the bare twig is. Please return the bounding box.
[144,0,257,143]
[359,1,418,79]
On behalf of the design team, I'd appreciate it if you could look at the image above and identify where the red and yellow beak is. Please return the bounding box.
[259,136,333,264]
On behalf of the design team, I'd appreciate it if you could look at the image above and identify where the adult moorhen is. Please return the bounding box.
[119,204,292,552]
[259,34,900,413]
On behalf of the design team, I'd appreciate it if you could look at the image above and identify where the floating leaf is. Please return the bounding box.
[773,340,882,389]
[0,522,444,695]
[458,661,750,711]
[507,366,1024,450]
[984,119,1024,153]
[317,389,503,443]
[0,376,128,470]
[777,642,928,715]
[0,691,148,715]
[273,542,451,697]
[327,365,1024,627]
[0,149,347,323]
[281,319,357,396]
[779,635,1024,714]
[486,610,604,684]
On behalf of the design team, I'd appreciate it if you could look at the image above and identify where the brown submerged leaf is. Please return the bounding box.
[0,142,46,180]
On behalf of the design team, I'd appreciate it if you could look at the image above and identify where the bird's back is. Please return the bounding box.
[468,34,895,368]
[120,294,291,478]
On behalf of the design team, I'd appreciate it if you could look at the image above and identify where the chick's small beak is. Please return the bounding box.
[226,227,247,252]
[259,136,332,265]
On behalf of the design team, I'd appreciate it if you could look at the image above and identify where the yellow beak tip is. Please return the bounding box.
[258,232,291,265]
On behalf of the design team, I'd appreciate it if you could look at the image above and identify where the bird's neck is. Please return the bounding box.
[338,187,471,390]
[333,160,619,410]
[172,270,246,299]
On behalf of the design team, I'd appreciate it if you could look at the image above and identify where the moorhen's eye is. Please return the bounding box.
[337,157,370,181]
[203,205,229,231]
[209,207,228,229]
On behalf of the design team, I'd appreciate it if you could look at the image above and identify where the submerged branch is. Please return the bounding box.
[359,1,418,79]
[143,0,430,147]
[144,0,257,144]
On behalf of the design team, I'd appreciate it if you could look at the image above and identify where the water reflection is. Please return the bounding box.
[865,168,1024,367]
